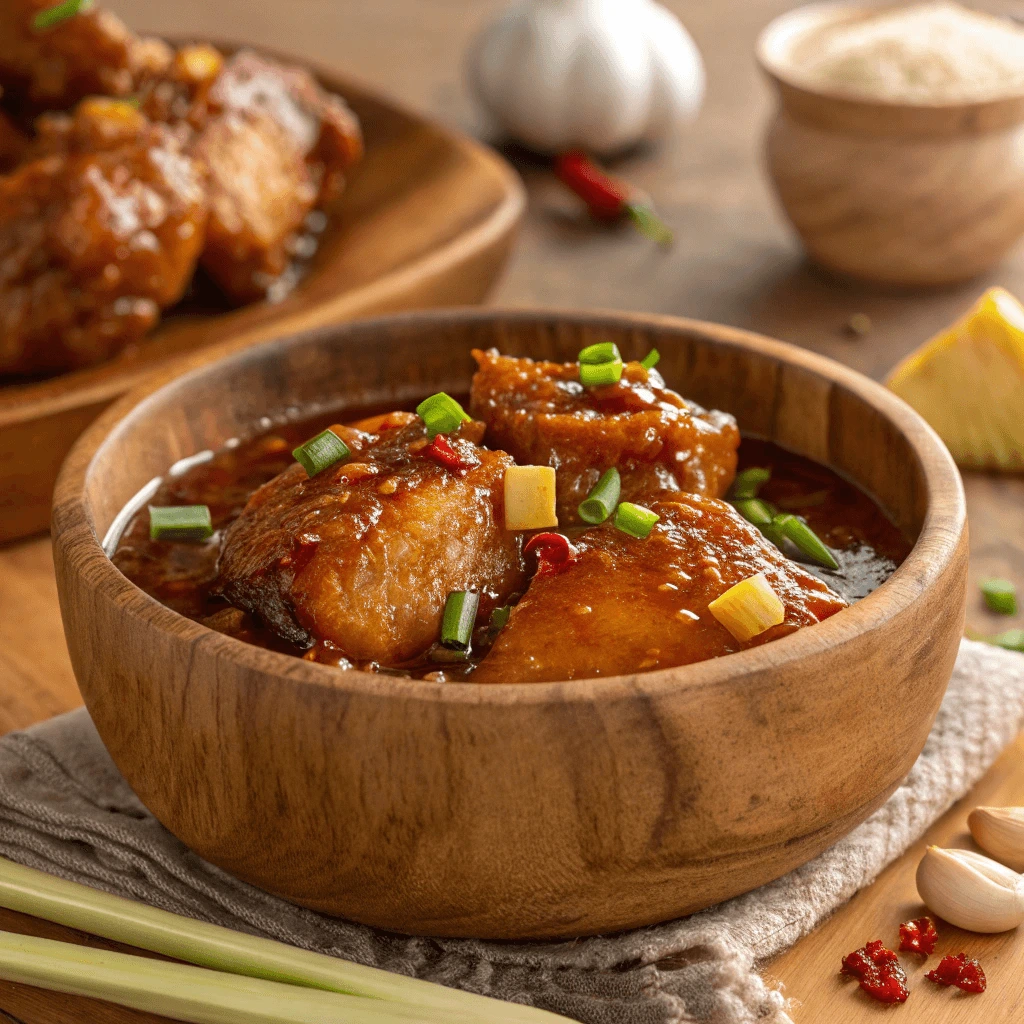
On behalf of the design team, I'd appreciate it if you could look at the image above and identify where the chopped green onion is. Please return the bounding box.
[640,348,660,370]
[730,467,771,499]
[428,644,470,664]
[981,578,1017,615]
[489,605,512,633]
[613,501,659,539]
[293,429,350,477]
[772,513,839,570]
[990,629,1024,652]
[578,467,621,524]
[579,358,623,387]
[578,341,621,365]
[149,505,212,542]
[441,590,480,651]
[416,392,471,438]
[731,497,775,530]
[0,856,574,1024]
[32,0,93,30]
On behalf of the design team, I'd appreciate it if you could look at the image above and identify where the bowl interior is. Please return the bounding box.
[84,310,940,570]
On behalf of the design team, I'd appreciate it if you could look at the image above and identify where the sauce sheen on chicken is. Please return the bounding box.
[472,495,847,684]
[470,348,740,523]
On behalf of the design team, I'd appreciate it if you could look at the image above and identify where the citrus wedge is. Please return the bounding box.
[887,287,1024,471]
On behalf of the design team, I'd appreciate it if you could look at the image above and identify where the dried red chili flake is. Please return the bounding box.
[840,940,909,1004]
[898,916,938,955]
[523,532,576,576]
[927,953,987,993]
[421,434,476,474]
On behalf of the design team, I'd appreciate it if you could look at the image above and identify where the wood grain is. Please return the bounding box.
[758,2,1024,287]
[0,0,1023,1018]
[49,309,966,940]
[0,51,524,545]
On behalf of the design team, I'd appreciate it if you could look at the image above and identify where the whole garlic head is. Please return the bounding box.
[467,0,705,156]
[916,846,1024,933]
[969,806,1024,871]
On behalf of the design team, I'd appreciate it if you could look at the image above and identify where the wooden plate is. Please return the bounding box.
[52,309,968,940]
[0,48,525,544]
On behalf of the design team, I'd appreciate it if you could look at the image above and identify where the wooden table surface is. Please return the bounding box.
[1,0,1023,1020]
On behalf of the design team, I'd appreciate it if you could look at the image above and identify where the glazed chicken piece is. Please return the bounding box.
[0,0,170,110]
[217,413,525,665]
[192,50,363,303]
[0,101,207,376]
[470,349,740,524]
[472,494,846,684]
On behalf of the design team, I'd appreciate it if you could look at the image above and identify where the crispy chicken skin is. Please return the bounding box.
[470,349,740,524]
[472,495,846,684]
[216,414,525,664]
[193,50,363,303]
[0,103,207,376]
[0,0,170,110]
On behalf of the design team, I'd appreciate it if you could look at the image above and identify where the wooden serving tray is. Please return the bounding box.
[0,50,524,544]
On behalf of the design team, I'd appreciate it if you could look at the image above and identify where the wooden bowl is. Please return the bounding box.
[756,2,1024,287]
[52,309,967,940]
[0,44,524,545]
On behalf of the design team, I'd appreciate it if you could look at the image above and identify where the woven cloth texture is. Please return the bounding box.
[0,638,1020,1023]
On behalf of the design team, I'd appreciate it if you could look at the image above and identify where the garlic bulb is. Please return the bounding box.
[467,0,705,156]
[916,846,1024,932]
[969,806,1024,871]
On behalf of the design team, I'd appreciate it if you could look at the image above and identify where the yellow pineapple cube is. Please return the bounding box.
[887,287,1024,471]
[708,572,785,642]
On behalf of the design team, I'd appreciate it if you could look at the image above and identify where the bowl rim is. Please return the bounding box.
[52,307,967,706]
[756,0,1024,125]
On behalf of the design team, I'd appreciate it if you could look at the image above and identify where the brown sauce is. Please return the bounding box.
[111,406,912,678]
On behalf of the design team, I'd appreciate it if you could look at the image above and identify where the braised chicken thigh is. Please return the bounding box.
[473,494,847,684]
[470,349,740,523]
[217,414,525,664]
[0,103,206,375]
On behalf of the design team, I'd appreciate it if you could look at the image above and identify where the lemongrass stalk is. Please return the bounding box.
[0,858,570,1023]
[0,929,433,1024]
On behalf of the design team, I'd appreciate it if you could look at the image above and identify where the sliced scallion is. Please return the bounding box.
[640,348,660,370]
[578,341,621,365]
[149,505,212,542]
[613,501,659,539]
[990,629,1024,652]
[579,358,623,387]
[489,605,512,633]
[416,393,471,438]
[578,467,621,524]
[292,429,350,478]
[32,0,93,30]
[981,578,1017,615]
[730,467,770,499]
[441,590,480,651]
[428,644,470,664]
[772,513,839,570]
[731,497,775,530]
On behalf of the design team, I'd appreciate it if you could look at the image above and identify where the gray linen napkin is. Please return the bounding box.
[0,638,1020,1024]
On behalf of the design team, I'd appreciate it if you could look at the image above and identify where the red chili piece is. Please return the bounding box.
[523,532,575,576]
[927,954,986,993]
[840,940,909,1004]
[421,434,475,474]
[898,916,938,955]
[554,151,672,244]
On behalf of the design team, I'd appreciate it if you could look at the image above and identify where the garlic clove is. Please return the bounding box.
[916,845,1024,933]
[969,806,1024,871]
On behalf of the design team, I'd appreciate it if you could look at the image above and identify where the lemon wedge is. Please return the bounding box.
[887,288,1024,471]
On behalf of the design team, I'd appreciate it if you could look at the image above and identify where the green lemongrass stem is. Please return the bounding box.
[0,930,429,1024]
[0,858,571,1024]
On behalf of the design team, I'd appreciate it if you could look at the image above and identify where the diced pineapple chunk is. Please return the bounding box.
[708,572,785,642]
[887,287,1024,471]
[504,465,557,530]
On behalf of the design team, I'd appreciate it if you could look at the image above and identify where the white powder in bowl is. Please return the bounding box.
[792,2,1024,103]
